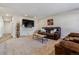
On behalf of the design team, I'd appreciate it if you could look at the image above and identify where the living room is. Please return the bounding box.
[0,3,79,55]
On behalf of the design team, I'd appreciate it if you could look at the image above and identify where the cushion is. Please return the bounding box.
[40,28,46,32]
[51,29,57,33]
[68,33,79,37]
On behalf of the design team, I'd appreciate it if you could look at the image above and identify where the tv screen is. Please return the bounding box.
[22,19,34,28]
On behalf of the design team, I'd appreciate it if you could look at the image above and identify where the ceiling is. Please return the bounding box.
[0,3,79,19]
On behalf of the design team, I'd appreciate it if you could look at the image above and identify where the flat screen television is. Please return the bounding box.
[22,19,34,28]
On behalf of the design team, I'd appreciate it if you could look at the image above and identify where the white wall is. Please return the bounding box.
[54,12,79,37]
[39,11,79,38]
[0,16,4,37]
[11,16,23,38]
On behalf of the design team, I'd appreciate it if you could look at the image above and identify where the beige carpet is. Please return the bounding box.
[0,35,60,55]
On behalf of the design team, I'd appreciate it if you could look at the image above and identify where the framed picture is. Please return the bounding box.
[47,19,54,25]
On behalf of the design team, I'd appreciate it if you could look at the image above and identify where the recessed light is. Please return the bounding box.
[34,16,37,18]
[5,14,10,16]
[25,14,28,16]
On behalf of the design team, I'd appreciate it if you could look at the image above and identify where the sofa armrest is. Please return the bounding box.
[60,40,79,53]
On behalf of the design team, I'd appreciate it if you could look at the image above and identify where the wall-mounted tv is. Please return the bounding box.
[22,19,34,28]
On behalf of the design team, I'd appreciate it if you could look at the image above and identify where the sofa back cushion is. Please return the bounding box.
[68,33,79,37]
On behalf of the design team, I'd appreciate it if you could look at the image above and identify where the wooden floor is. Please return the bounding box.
[0,35,61,55]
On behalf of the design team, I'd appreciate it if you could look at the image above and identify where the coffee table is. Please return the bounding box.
[33,33,47,43]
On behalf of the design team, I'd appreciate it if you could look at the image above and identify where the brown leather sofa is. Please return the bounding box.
[55,33,79,55]
[38,27,61,40]
[55,40,79,55]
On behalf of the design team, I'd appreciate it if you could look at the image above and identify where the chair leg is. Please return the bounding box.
[42,38,43,44]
